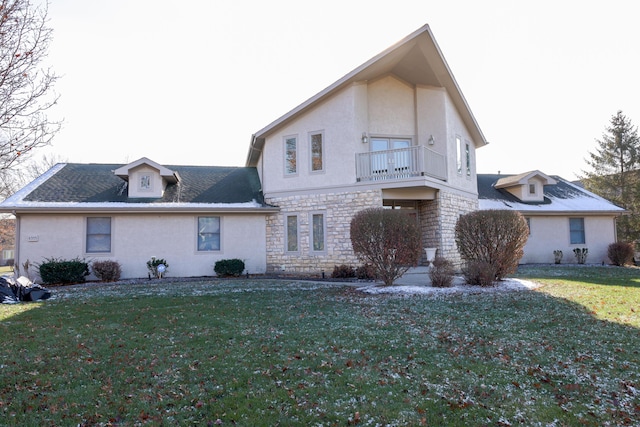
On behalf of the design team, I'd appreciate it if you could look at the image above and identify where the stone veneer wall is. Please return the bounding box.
[419,190,478,269]
[265,189,383,274]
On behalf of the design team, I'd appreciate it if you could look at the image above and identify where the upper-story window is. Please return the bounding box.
[465,142,471,176]
[139,174,151,190]
[310,132,324,172]
[284,136,297,175]
[456,136,462,175]
[529,183,536,195]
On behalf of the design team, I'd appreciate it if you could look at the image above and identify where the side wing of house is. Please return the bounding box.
[478,172,626,264]
[247,25,488,272]
[0,159,278,281]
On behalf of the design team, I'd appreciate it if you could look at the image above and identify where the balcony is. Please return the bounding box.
[355,146,447,182]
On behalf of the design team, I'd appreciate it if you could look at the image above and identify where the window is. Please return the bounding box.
[86,217,111,253]
[525,217,531,234]
[310,132,324,172]
[284,136,297,175]
[198,216,221,251]
[569,218,585,244]
[456,136,462,174]
[529,183,536,194]
[140,174,151,190]
[311,212,325,252]
[286,215,298,252]
[465,142,471,176]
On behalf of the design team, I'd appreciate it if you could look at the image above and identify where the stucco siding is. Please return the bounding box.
[522,215,617,264]
[16,213,267,281]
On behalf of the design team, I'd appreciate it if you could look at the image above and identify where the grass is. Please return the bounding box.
[0,267,639,426]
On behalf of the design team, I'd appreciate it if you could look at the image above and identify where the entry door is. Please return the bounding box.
[371,138,411,175]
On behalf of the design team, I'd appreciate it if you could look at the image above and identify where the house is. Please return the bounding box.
[0,158,278,279]
[246,24,487,274]
[0,25,492,279]
[477,171,625,264]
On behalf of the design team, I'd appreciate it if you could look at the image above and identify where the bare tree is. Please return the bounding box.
[0,0,60,172]
[0,152,64,200]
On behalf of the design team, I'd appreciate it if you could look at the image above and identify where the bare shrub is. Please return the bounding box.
[356,264,377,280]
[350,208,421,286]
[455,209,529,281]
[91,260,122,282]
[463,261,497,287]
[607,242,634,266]
[331,264,356,279]
[429,256,455,288]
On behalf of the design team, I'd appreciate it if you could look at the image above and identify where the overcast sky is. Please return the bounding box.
[39,0,640,180]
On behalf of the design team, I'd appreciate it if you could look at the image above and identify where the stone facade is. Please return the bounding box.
[265,188,477,274]
[265,190,383,274]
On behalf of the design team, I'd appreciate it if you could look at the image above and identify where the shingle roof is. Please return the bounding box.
[477,173,625,213]
[2,163,273,211]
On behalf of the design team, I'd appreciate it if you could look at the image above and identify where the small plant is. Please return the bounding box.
[356,264,377,280]
[429,256,455,288]
[91,260,122,282]
[214,259,245,277]
[38,257,90,285]
[553,250,563,264]
[147,256,169,278]
[331,264,356,279]
[573,248,589,264]
[463,261,497,287]
[607,242,634,266]
[573,248,588,264]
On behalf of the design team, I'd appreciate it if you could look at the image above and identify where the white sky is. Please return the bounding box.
[40,0,640,180]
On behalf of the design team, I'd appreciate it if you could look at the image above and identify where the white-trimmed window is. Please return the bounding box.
[86,217,112,253]
[198,216,221,251]
[285,214,299,252]
[310,132,324,172]
[284,136,297,175]
[311,212,326,252]
[529,183,536,195]
[456,136,462,175]
[139,174,151,190]
[465,141,471,176]
[569,218,585,244]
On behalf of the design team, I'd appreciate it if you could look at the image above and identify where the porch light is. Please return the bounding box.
[361,132,368,143]
[428,135,435,145]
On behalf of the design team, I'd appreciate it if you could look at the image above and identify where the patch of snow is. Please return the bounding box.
[357,278,539,295]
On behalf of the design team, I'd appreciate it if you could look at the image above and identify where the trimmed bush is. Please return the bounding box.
[331,264,356,279]
[429,256,455,288]
[463,261,497,287]
[38,257,90,285]
[91,260,122,282]
[214,259,245,277]
[350,208,421,286]
[573,248,588,264]
[608,242,634,266]
[455,209,529,281]
[356,264,377,280]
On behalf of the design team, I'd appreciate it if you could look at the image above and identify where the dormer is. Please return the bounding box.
[114,157,180,198]
[495,170,557,203]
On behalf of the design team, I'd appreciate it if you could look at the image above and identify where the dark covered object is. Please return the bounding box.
[0,277,51,304]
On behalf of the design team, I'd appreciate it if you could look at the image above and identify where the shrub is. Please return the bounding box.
[429,256,455,288]
[331,264,356,279]
[214,259,245,277]
[356,264,377,280]
[553,250,563,264]
[455,209,529,281]
[573,248,588,264]
[607,242,634,266]
[463,261,497,287]
[38,257,90,285]
[350,208,421,286]
[147,257,169,278]
[91,260,122,282]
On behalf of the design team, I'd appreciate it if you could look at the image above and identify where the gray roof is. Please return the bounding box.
[1,163,275,213]
[477,173,625,214]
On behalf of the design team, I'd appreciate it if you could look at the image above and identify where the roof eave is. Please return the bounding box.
[0,205,280,215]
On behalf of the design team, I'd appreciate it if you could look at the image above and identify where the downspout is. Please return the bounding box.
[12,211,19,276]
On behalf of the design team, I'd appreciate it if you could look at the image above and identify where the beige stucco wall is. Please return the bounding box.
[16,212,267,281]
[522,215,617,264]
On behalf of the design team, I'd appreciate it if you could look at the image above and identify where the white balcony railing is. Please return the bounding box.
[355,146,447,182]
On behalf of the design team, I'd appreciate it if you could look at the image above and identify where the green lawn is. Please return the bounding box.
[1,266,639,426]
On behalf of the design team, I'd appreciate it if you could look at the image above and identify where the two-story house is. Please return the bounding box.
[0,25,498,280]
[246,24,487,273]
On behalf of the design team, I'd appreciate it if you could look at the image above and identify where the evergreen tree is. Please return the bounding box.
[582,111,640,243]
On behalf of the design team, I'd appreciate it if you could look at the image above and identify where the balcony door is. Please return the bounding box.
[370,138,411,175]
